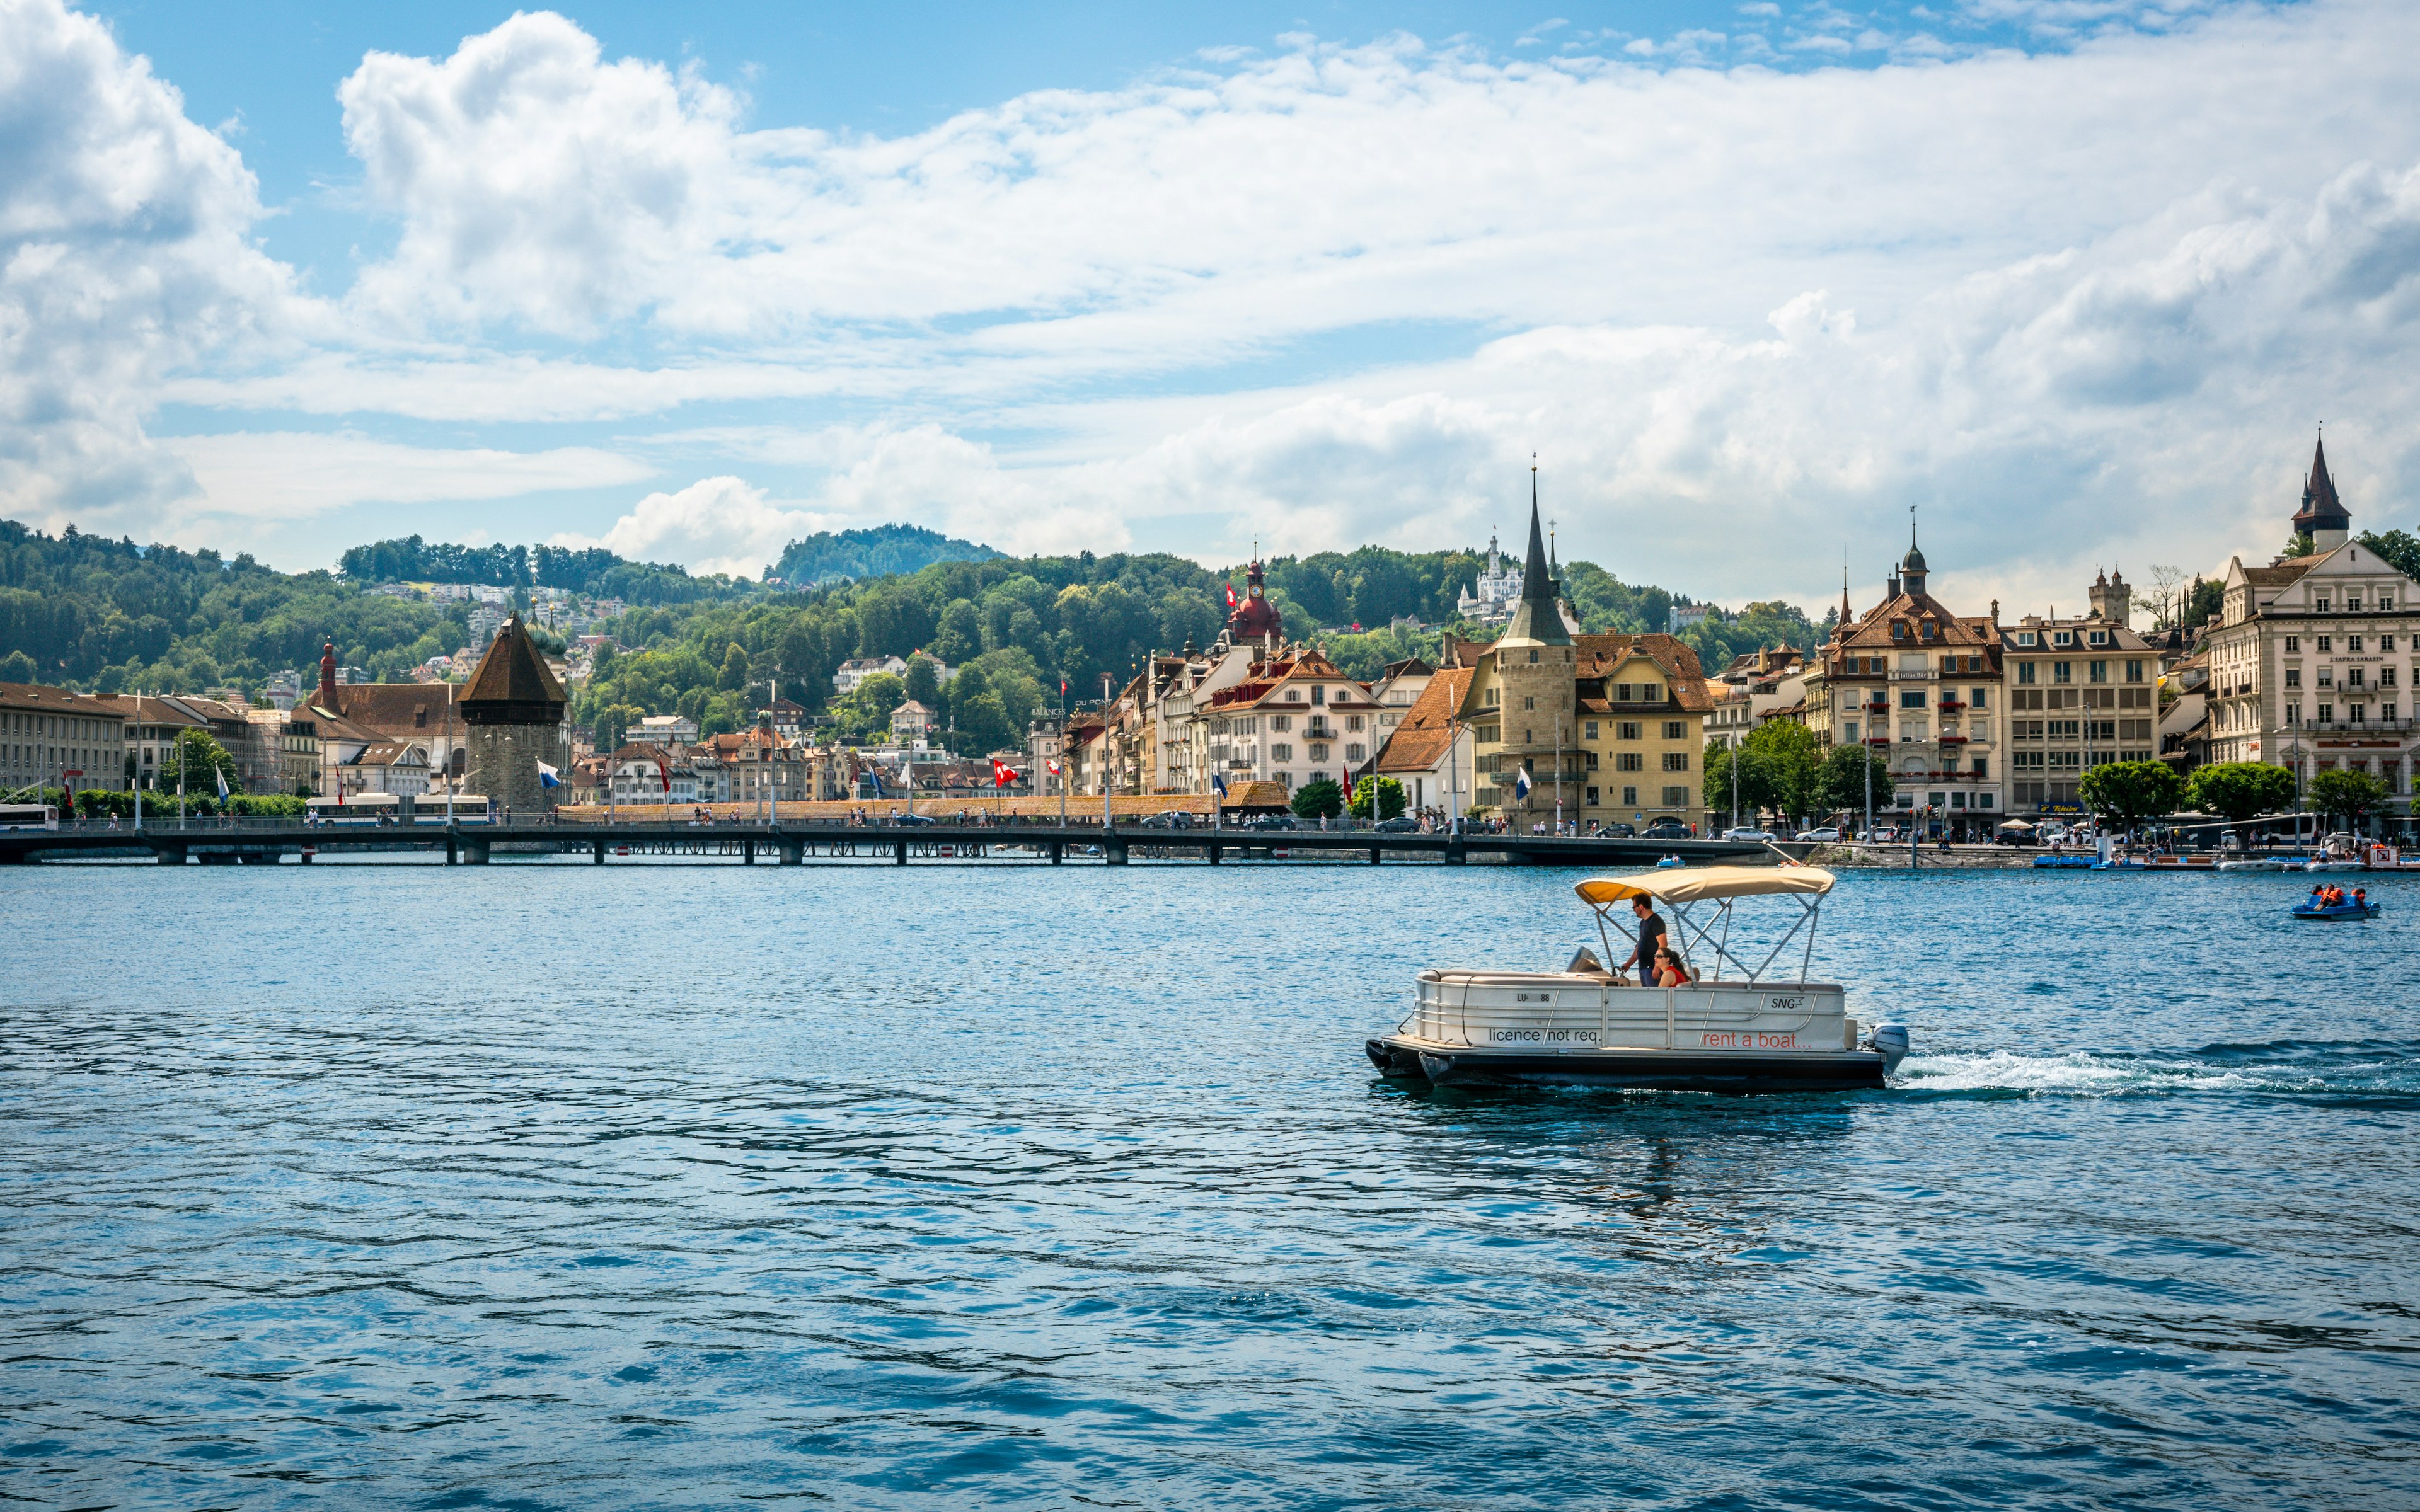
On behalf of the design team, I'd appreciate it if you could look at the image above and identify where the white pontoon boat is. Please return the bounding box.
[1366,866,1909,1093]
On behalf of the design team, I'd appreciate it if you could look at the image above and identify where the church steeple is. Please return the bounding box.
[1501,466,1571,648]
[2293,429,2350,549]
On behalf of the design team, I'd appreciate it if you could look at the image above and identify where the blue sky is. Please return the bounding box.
[7,0,2416,613]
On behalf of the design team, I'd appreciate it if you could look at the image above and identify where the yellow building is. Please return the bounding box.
[1455,497,1712,831]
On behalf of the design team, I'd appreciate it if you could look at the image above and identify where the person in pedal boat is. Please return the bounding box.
[1619,898,1667,987]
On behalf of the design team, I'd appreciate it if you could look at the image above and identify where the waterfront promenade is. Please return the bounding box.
[0,816,1796,868]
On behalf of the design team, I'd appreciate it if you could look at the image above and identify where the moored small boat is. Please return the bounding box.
[1365,866,1906,1094]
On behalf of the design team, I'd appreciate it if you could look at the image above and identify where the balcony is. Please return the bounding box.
[1865,736,1891,748]
[1936,698,1965,713]
[1937,733,1969,745]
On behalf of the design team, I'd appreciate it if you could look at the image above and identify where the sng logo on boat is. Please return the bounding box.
[1765,995,1806,1015]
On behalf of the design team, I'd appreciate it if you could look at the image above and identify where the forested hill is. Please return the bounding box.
[768,524,1002,585]
[0,517,1835,757]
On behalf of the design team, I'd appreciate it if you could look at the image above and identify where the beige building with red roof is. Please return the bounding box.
[1805,529,2008,835]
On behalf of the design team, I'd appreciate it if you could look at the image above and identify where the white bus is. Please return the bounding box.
[0,803,59,831]
[305,793,403,825]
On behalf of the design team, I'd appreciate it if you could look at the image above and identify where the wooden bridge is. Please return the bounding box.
[0,819,1800,869]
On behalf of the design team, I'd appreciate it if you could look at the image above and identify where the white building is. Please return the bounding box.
[833,656,909,693]
[1455,530,1524,626]
[633,713,700,747]
[2201,438,2416,824]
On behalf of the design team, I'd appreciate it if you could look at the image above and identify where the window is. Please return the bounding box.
[2346,596,2363,613]
[1347,715,1363,732]
[2285,635,2300,652]
[2053,662,2071,684]
[1616,752,1644,772]
[1893,622,1907,641]
[2384,635,2399,651]
[2054,631,2073,648]
[2283,668,2301,688]
[1971,758,1988,779]
[1643,684,1663,701]
[1272,743,1293,761]
[1528,649,1540,664]
[1310,685,1325,706]
[1844,720,1860,742]
[2349,667,2367,689]
[1976,793,1994,810]
[1345,743,1366,761]
[2318,668,2334,688]
[1584,751,1599,770]
[1970,687,1989,709]
[2124,660,2144,682]
[2017,662,2036,685]
[1584,721,1599,740]
[1622,786,1638,806]
[2383,667,2399,688]
[1273,715,1291,732]
[2017,631,2038,647]
[1662,721,1685,740]
[1585,786,1600,806]
[2349,634,2365,653]
[1662,752,1690,772]
[1901,690,1926,709]
[1615,683,1634,702]
[1286,689,1302,701]
[2382,594,2397,612]
[2319,636,2332,652]
[2286,702,2300,725]
[2089,660,2107,684]
[1661,786,1690,807]
[1308,743,1330,762]
[1618,721,1641,740]
[2316,704,2332,723]
[1940,655,1958,672]
[1521,696,1535,711]
[2315,597,2331,613]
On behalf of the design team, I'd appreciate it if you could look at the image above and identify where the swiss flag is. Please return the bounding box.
[1224,583,1239,609]
[991,759,1018,788]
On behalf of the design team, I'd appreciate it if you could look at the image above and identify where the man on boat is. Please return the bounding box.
[1618,897,1668,987]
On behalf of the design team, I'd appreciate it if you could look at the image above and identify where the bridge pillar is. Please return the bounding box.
[1444,840,1466,866]
[743,839,756,865]
[593,837,606,864]
[1104,835,1129,866]
[156,845,187,865]
[1206,843,1221,865]
[464,838,491,864]
[1049,841,1063,864]
[780,838,803,865]
[896,837,909,866]
[446,832,458,865]
[1369,846,1381,865]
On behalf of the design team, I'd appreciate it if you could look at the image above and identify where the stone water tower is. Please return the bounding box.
[459,613,569,813]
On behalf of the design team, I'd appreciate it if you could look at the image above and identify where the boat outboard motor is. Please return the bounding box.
[1861,1022,1910,1074]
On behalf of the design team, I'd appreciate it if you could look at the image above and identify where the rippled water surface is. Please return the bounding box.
[4,858,2418,1509]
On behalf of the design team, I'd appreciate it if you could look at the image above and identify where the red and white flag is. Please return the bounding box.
[1047,758,1063,776]
[991,759,1018,788]
[1224,583,1239,609]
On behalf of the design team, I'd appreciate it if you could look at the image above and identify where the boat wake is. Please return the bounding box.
[1897,1039,2420,1101]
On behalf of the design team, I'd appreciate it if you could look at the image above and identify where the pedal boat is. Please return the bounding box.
[1366,865,1908,1093]
[2291,897,2380,920]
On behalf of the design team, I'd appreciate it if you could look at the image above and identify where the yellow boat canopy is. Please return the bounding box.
[1574,866,1836,907]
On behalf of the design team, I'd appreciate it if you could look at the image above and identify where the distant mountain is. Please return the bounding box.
[768,524,1001,587]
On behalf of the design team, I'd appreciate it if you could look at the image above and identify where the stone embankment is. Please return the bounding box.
[1803,843,2031,869]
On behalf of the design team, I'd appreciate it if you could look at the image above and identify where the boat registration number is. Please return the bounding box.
[1485,1027,1598,1046]
[1698,1031,1802,1050]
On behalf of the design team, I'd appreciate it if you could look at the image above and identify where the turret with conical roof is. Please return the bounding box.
[2293,431,2350,550]
[1899,520,1929,598]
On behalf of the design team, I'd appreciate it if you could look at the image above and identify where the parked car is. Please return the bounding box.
[1858,826,1901,843]
[1247,814,1299,832]
[1721,826,1777,842]
[1642,820,1693,840]
[892,813,936,827]
[1373,816,1420,833]
[1138,810,1196,830]
[1800,827,1841,842]
[1598,822,1636,838]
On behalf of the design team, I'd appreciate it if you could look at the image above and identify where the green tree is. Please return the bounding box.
[166,728,239,796]
[2307,767,2390,831]
[2186,761,2298,842]
[931,599,982,665]
[1291,777,1344,820]
[1741,720,1823,822]
[717,641,749,691]
[595,702,643,753]
[2357,529,2420,581]
[904,653,943,708]
[1703,744,1779,824]
[2078,760,2187,832]
[1350,774,1407,820]
[1813,743,1894,818]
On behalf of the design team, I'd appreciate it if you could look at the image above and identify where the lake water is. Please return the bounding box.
[3,857,2417,1509]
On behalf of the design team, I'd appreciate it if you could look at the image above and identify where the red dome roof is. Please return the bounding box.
[1226,559,1282,639]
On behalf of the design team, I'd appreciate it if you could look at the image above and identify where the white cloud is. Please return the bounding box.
[166,432,656,520]
[0,0,302,535]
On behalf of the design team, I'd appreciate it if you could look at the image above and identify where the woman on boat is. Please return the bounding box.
[1652,946,1693,987]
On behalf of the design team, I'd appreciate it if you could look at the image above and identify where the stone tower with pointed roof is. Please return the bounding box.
[2293,432,2350,551]
[460,613,570,811]
[1484,472,1577,822]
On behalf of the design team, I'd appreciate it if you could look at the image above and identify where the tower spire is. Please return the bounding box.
[1502,462,1570,648]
